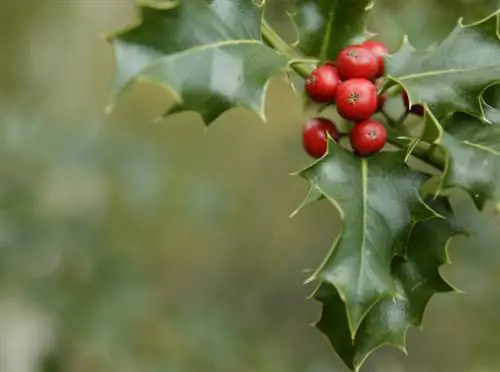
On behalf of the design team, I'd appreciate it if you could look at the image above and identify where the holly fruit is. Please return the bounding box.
[335,78,378,121]
[336,45,379,80]
[377,93,388,112]
[302,117,339,158]
[304,64,342,103]
[362,40,388,77]
[375,79,387,112]
[350,119,387,156]
[402,91,424,116]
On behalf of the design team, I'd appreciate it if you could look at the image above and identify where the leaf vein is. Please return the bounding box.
[463,140,500,155]
[397,67,497,81]
[356,160,368,298]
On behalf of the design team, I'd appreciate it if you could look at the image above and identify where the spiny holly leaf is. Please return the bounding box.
[289,0,374,61]
[422,107,500,205]
[313,283,357,370]
[386,10,500,121]
[106,0,290,124]
[297,142,437,336]
[314,197,459,372]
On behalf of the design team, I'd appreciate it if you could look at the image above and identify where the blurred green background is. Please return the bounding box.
[0,1,500,371]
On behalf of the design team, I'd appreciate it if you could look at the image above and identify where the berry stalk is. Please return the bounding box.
[261,19,445,171]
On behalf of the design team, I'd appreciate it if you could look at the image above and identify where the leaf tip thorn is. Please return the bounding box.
[303,274,316,285]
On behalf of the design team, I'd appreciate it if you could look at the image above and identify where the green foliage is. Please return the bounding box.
[423,109,500,204]
[106,1,500,371]
[107,0,290,124]
[290,0,374,60]
[315,197,459,371]
[386,10,500,120]
[297,143,436,336]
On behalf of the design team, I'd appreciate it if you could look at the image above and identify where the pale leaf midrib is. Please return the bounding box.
[146,39,263,65]
[397,64,500,81]
[463,139,500,155]
[356,160,368,298]
[318,5,335,61]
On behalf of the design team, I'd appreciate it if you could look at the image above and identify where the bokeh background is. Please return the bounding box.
[0,0,500,371]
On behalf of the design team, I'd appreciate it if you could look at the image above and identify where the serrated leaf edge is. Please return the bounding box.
[287,0,376,60]
[415,101,500,203]
[309,282,408,372]
[310,215,463,372]
[298,147,386,338]
[105,0,287,125]
[385,10,500,123]
[295,142,442,338]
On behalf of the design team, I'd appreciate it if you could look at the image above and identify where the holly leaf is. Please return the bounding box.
[289,0,374,61]
[422,107,500,205]
[314,197,459,372]
[386,10,500,121]
[106,0,290,124]
[296,142,436,337]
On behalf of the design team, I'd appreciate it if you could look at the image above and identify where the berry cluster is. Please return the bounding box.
[301,41,423,159]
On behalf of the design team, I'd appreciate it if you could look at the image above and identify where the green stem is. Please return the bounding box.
[261,20,314,78]
[261,19,445,172]
[387,136,444,171]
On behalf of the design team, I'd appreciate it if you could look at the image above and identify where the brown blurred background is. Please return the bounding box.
[0,0,499,371]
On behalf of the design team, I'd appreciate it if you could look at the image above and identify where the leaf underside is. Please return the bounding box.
[107,0,290,124]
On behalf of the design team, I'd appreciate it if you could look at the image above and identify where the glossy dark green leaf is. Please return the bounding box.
[107,0,290,124]
[297,142,436,337]
[314,198,459,372]
[289,0,374,61]
[423,108,500,204]
[386,10,500,121]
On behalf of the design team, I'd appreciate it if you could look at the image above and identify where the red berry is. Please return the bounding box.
[350,119,387,156]
[304,65,341,103]
[377,93,388,112]
[402,91,424,116]
[336,45,379,80]
[402,90,409,107]
[302,117,339,158]
[362,40,388,77]
[411,105,424,116]
[375,79,387,111]
[335,78,378,121]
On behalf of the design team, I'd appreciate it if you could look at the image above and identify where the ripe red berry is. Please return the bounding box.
[302,117,339,158]
[350,119,387,156]
[402,90,409,107]
[304,65,341,103]
[335,78,378,121]
[402,91,424,116]
[377,93,388,112]
[336,45,379,80]
[376,80,387,112]
[410,104,424,116]
[362,40,388,77]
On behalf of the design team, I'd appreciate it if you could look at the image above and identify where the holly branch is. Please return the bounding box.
[261,19,445,172]
[105,1,500,370]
